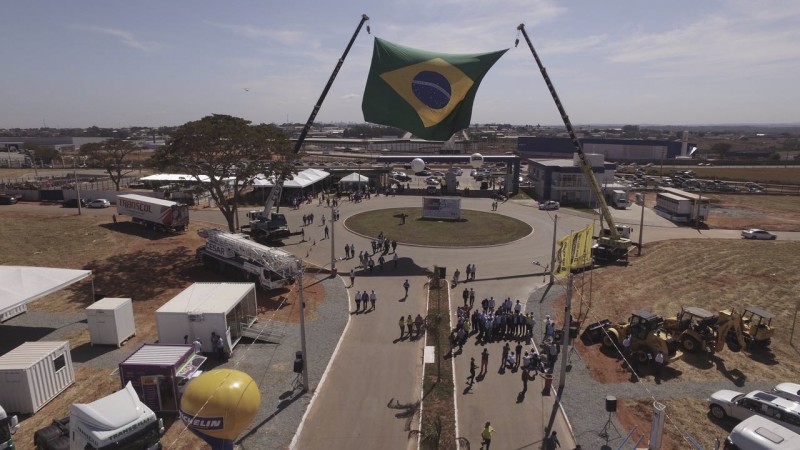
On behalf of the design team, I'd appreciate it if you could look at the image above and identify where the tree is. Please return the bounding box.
[80,139,139,190]
[157,114,294,232]
[23,142,59,166]
[710,142,733,158]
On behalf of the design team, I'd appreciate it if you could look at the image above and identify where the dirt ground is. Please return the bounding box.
[552,195,800,449]
[1,212,326,449]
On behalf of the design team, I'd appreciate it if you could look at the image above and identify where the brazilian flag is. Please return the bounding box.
[362,38,507,141]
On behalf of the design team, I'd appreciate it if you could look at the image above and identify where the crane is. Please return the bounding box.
[517,24,632,262]
[245,14,370,242]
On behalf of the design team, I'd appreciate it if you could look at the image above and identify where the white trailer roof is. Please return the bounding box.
[117,193,177,207]
[0,266,91,319]
[156,283,255,314]
[120,344,193,367]
[0,341,69,370]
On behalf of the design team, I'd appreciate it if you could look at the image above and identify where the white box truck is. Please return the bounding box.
[116,194,189,232]
[33,381,164,450]
[608,190,629,209]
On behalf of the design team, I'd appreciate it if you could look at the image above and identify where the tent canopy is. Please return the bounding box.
[0,266,92,318]
[252,168,329,189]
[338,172,369,183]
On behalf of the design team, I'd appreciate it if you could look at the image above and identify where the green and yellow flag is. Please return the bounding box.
[555,224,594,277]
[362,38,507,141]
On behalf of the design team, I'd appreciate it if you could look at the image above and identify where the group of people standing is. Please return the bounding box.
[398,314,425,340]
[353,290,377,313]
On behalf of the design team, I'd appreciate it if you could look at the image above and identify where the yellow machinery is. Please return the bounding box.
[665,305,774,353]
[740,306,775,348]
[602,310,683,364]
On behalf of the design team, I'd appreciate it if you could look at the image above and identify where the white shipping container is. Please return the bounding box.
[86,297,136,347]
[155,283,258,355]
[0,341,75,414]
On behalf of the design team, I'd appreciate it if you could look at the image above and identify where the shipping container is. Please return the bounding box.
[86,297,136,347]
[155,283,258,357]
[0,341,75,414]
[119,344,205,413]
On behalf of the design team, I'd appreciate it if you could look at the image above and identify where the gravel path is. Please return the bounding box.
[527,283,775,449]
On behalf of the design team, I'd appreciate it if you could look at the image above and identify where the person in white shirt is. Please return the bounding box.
[192,337,203,354]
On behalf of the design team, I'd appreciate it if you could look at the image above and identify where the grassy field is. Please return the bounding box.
[345,207,532,246]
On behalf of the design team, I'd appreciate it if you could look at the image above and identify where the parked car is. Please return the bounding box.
[431,171,445,177]
[449,167,463,176]
[415,170,431,176]
[741,229,777,240]
[392,171,411,181]
[708,389,800,434]
[772,383,800,403]
[63,198,88,208]
[538,200,560,211]
[425,177,440,186]
[87,199,111,208]
[0,195,18,205]
[723,415,800,450]
[425,186,439,195]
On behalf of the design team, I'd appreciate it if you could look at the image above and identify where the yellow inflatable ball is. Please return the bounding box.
[180,369,261,446]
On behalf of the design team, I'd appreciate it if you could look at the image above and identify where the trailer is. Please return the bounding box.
[607,189,629,209]
[155,282,259,357]
[33,382,164,450]
[196,228,298,290]
[118,344,206,413]
[654,187,710,224]
[116,193,189,232]
[0,341,75,415]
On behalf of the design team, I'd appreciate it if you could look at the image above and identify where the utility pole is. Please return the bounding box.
[297,260,309,391]
[638,191,645,256]
[73,158,82,216]
[549,215,558,285]
[330,200,337,276]
[558,273,572,390]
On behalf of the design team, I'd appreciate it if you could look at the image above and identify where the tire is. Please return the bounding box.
[681,335,701,353]
[602,332,618,349]
[710,404,727,420]
[637,351,651,363]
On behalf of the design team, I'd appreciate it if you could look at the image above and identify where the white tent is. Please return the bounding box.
[338,172,369,184]
[252,168,330,189]
[0,266,92,322]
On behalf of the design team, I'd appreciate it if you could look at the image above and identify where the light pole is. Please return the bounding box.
[637,191,645,256]
[72,157,82,215]
[296,259,309,392]
[330,200,336,276]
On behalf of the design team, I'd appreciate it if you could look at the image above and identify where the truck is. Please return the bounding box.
[242,183,291,243]
[606,190,629,209]
[33,382,163,450]
[0,405,19,449]
[116,194,189,232]
[196,228,297,290]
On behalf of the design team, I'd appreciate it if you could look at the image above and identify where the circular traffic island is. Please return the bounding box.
[345,207,532,247]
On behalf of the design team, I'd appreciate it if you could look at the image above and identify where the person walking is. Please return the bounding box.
[414,314,424,338]
[361,291,369,311]
[391,239,397,253]
[369,290,377,310]
[500,342,510,370]
[406,315,414,338]
[469,288,475,307]
[481,422,494,450]
[654,350,664,382]
[521,363,528,392]
[354,290,362,312]
[480,347,489,374]
[393,253,399,268]
[403,279,410,298]
[462,288,470,307]
[378,254,385,271]
[324,225,329,239]
[399,316,406,339]
[344,243,350,259]
[467,357,477,384]
[545,431,561,449]
[349,268,355,287]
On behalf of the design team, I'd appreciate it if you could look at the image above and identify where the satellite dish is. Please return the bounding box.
[411,158,426,173]
[470,153,484,169]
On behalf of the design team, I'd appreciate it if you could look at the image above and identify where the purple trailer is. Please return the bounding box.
[118,344,205,413]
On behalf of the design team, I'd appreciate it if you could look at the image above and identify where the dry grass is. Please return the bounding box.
[616,398,729,450]
[1,212,326,449]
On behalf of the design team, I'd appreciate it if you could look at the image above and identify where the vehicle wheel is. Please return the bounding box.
[637,351,651,363]
[681,335,701,353]
[602,333,617,349]
[710,405,727,420]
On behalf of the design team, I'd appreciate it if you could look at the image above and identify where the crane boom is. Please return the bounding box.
[517,24,631,261]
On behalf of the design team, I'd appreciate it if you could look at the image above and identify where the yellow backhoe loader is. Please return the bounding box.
[601,310,683,364]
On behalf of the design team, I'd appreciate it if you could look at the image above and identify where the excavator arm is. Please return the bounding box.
[714,309,745,352]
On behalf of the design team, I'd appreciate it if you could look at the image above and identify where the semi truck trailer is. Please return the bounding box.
[116,194,189,232]
[34,382,163,450]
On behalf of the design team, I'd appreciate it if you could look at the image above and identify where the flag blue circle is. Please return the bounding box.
[411,71,451,109]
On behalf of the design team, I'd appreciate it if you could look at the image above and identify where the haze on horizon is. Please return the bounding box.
[2,0,799,129]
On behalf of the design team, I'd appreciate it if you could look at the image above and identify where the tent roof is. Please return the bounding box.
[252,168,330,188]
[0,266,92,318]
[339,172,369,183]
[155,282,255,314]
[140,173,212,183]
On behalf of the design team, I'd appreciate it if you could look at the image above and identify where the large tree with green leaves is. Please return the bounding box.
[156,114,294,232]
[80,139,140,190]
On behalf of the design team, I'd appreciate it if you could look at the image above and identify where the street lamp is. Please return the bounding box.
[71,157,83,215]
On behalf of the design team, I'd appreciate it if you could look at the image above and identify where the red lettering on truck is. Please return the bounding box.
[119,198,152,213]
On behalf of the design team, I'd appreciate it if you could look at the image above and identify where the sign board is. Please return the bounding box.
[422,197,461,220]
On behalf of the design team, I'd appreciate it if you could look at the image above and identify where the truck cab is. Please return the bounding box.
[0,405,19,449]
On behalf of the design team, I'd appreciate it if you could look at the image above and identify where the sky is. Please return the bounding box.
[2,0,799,129]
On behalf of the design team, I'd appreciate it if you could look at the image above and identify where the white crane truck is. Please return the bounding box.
[33,382,163,450]
[116,194,189,232]
[196,228,297,290]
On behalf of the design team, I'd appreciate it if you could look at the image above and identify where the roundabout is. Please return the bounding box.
[344,207,533,247]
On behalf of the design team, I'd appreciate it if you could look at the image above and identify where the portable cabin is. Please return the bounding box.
[0,341,75,414]
[155,283,258,356]
[86,297,136,347]
[118,344,205,413]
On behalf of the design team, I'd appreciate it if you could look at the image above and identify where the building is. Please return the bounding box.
[517,136,693,161]
[654,187,710,224]
[526,153,623,206]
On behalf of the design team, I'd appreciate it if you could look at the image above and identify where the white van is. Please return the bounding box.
[724,415,800,449]
[773,383,800,403]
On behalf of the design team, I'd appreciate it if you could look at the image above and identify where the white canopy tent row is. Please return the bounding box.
[0,266,93,322]
[251,168,330,189]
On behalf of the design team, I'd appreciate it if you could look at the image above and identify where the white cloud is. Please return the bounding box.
[204,21,305,46]
[80,26,161,56]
